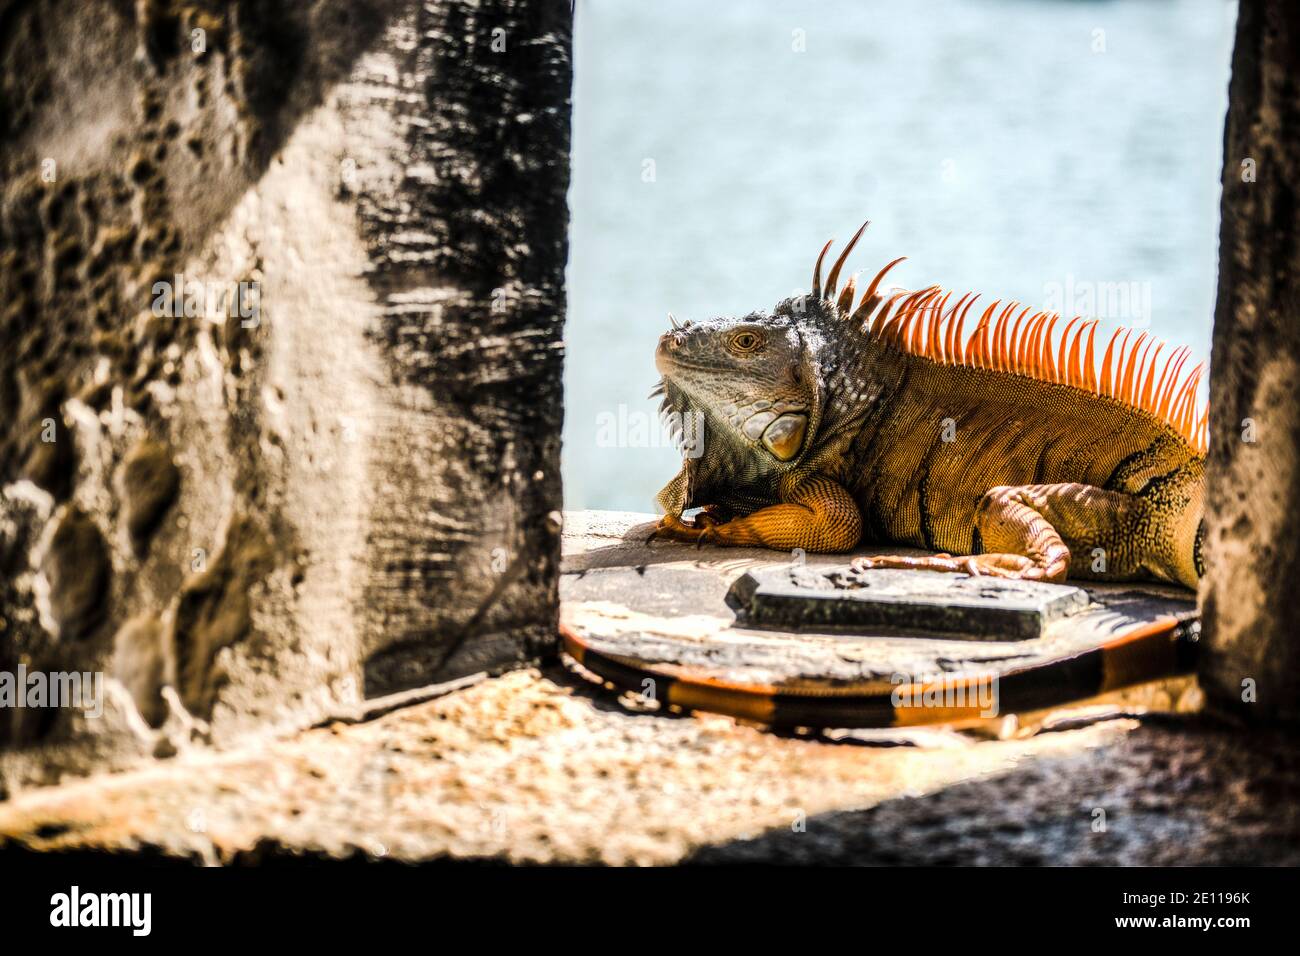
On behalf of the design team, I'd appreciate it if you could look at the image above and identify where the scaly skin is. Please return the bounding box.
[650,223,1207,590]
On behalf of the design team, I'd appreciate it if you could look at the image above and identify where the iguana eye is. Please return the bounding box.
[729,330,764,353]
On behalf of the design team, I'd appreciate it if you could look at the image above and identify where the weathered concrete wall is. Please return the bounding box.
[1202,0,1300,723]
[0,0,570,792]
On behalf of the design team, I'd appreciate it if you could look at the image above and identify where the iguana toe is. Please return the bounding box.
[649,512,711,545]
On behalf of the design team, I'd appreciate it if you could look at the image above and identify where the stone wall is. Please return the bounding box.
[1201,0,1300,724]
[0,0,570,792]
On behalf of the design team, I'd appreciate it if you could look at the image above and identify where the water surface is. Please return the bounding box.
[566,0,1236,511]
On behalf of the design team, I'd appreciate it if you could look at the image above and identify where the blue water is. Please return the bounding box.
[565,0,1237,512]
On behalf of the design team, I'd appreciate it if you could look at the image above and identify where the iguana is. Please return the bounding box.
[647,221,1207,590]
[558,223,1207,728]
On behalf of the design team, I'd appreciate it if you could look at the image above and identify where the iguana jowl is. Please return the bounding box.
[649,222,1208,590]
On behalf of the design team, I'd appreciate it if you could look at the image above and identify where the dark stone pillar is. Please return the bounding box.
[1201,0,1300,723]
[0,0,570,791]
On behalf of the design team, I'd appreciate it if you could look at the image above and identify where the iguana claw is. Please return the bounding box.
[648,512,718,546]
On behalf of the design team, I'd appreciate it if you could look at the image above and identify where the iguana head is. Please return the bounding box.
[651,222,901,516]
[654,305,824,465]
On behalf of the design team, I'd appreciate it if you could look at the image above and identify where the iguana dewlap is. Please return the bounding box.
[650,222,1207,590]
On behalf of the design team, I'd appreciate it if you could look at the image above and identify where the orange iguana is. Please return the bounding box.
[647,221,1208,590]
[561,223,1208,727]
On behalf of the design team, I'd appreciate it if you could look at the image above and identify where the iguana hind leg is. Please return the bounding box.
[853,482,1137,583]
[651,475,862,552]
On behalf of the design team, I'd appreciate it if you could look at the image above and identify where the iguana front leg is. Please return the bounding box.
[853,482,1134,583]
[652,475,862,552]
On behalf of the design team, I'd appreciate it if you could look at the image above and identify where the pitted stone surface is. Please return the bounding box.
[0,0,571,789]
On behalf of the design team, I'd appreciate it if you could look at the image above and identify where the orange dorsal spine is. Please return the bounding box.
[812,231,1209,453]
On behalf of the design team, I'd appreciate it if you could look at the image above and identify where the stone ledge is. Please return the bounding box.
[4,664,1292,865]
[0,666,1294,865]
[0,511,1290,866]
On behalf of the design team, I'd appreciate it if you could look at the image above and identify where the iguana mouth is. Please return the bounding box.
[653,343,731,378]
